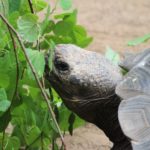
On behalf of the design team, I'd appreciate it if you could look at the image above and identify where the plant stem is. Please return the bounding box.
[27,0,34,14]
[0,14,66,150]
[50,0,60,15]
[7,26,19,104]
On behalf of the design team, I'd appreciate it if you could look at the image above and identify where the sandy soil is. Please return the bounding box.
[60,0,150,150]
[74,0,150,53]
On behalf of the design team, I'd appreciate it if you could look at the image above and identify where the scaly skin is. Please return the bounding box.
[45,44,132,150]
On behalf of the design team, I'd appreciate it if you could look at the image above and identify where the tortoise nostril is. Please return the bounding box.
[70,75,80,85]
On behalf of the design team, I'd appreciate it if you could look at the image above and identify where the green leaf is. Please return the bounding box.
[20,71,38,88]
[0,24,9,50]
[54,12,72,19]
[0,88,7,100]
[0,74,10,88]
[58,105,71,131]
[17,14,40,42]
[64,9,77,25]
[54,21,72,36]
[52,88,62,106]
[4,136,20,150]
[8,11,20,28]
[32,0,48,12]
[68,112,75,135]
[128,34,150,46]
[80,37,93,48]
[0,101,11,114]
[105,47,120,65]
[41,20,55,35]
[73,115,85,128]
[0,88,11,132]
[26,48,45,78]
[48,40,55,71]
[25,126,41,145]
[0,88,11,117]
[0,52,12,72]
[8,0,21,13]
[74,25,87,36]
[60,0,72,10]
[19,0,30,14]
[40,5,52,35]
[71,25,93,48]
[53,10,77,36]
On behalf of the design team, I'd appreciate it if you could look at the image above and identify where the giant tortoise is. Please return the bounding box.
[45,44,150,150]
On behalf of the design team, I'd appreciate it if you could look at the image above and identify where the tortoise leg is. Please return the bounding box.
[118,95,150,150]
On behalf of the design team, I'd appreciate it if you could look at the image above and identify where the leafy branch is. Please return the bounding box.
[0,0,91,148]
[0,13,66,150]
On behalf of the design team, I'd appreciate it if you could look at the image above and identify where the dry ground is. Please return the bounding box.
[74,0,150,53]
[60,0,150,150]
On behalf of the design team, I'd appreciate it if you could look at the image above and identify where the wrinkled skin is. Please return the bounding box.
[45,44,132,150]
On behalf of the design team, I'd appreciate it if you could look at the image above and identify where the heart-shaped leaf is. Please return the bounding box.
[17,14,40,42]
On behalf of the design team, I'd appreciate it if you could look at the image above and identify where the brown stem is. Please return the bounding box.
[27,0,34,14]
[0,14,66,150]
[50,0,59,15]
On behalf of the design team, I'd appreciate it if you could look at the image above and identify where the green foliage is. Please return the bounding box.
[0,134,20,150]
[128,34,150,46]
[0,0,9,16]
[60,0,72,10]
[0,0,91,149]
[105,46,120,65]
[26,48,45,78]
[0,88,10,117]
[17,14,40,42]
[32,0,48,12]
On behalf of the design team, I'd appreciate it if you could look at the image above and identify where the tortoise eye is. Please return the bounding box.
[54,59,69,72]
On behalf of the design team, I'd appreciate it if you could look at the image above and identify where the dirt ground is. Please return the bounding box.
[74,0,150,53]
[60,0,150,150]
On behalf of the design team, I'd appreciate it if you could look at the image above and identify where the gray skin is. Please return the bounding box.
[45,44,132,150]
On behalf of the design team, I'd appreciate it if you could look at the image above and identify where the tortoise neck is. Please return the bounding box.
[94,95,132,149]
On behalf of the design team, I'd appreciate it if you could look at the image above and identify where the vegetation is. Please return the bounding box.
[0,0,93,149]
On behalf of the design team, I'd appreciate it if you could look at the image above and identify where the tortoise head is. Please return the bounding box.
[45,44,122,121]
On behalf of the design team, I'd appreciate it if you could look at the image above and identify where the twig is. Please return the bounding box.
[50,0,60,15]
[27,0,34,14]
[0,14,66,150]
[7,26,19,104]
